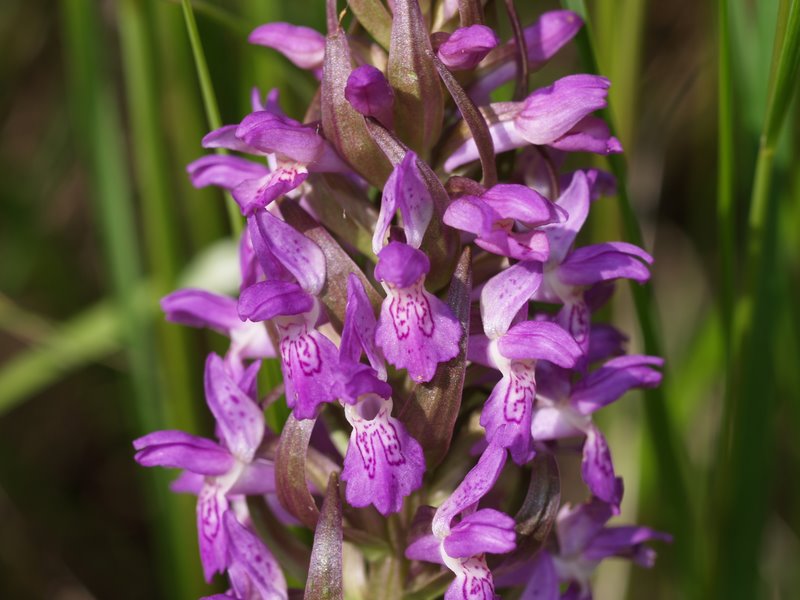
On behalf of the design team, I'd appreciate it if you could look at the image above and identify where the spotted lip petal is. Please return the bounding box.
[278,324,343,420]
[197,483,229,582]
[480,364,537,464]
[374,244,461,383]
[341,396,425,515]
[581,425,623,511]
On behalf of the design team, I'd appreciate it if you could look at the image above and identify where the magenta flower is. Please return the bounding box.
[374,242,461,383]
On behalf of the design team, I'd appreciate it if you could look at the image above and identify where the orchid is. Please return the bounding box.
[134,2,670,598]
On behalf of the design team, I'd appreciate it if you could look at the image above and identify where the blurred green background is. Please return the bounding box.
[0,0,797,598]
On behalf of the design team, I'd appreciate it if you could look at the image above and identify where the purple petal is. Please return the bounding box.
[223,511,288,599]
[374,242,430,288]
[187,155,269,191]
[250,87,283,114]
[277,322,342,419]
[480,367,535,464]
[344,64,394,126]
[342,396,425,515]
[557,242,652,286]
[340,274,386,380]
[519,551,559,600]
[339,362,393,404]
[245,215,292,282]
[444,508,516,557]
[253,209,326,295]
[236,111,323,164]
[544,170,591,265]
[550,115,623,155]
[373,153,433,254]
[204,353,265,463]
[231,166,308,216]
[480,260,543,339]
[133,430,234,475]
[229,458,277,495]
[571,355,664,415]
[202,124,258,153]
[161,289,241,335]
[433,443,507,536]
[197,484,229,582]
[499,321,582,367]
[583,525,672,566]
[445,117,528,172]
[587,324,628,364]
[238,280,314,322]
[581,426,623,511]
[514,75,610,145]
[249,22,325,71]
[555,297,591,354]
[405,532,444,565]
[556,498,614,557]
[438,25,499,71]
[481,183,562,225]
[375,258,461,383]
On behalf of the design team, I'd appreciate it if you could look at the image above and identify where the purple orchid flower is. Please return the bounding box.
[188,110,349,216]
[238,209,345,419]
[470,261,583,464]
[338,274,426,514]
[406,443,516,599]
[446,75,622,173]
[443,183,565,262]
[532,355,663,510]
[533,171,653,353]
[437,25,499,71]
[374,242,462,383]
[517,499,671,600]
[134,354,274,581]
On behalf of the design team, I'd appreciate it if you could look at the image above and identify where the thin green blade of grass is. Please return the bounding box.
[713,1,800,597]
[181,0,244,236]
[560,2,696,593]
[60,1,205,596]
[156,1,228,250]
[118,0,202,433]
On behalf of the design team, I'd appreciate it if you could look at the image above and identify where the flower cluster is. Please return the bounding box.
[134,2,670,598]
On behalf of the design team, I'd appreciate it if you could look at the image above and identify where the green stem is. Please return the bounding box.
[181,0,244,236]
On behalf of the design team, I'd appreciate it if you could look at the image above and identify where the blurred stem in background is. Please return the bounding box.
[713,1,800,599]
[61,0,205,596]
